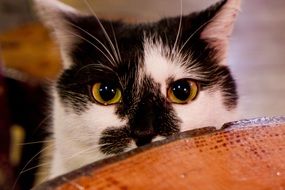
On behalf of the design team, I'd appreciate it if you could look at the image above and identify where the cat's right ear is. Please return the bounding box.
[34,0,83,69]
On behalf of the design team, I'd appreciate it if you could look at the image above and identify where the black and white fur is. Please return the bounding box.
[35,0,240,178]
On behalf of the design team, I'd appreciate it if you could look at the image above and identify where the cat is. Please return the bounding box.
[35,0,240,178]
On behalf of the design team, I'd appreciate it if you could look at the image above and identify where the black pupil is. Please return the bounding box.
[99,83,117,101]
[172,80,191,101]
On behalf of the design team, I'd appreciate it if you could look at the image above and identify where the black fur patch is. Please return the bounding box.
[99,127,132,155]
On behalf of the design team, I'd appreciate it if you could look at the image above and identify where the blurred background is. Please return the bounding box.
[0,0,284,189]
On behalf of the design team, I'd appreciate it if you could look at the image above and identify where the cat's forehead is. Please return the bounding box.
[143,39,189,85]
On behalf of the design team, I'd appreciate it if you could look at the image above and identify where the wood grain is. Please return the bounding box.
[33,117,285,190]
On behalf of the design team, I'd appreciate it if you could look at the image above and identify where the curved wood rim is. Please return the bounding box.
[33,116,285,189]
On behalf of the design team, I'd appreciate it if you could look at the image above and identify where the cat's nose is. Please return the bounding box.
[132,127,155,147]
[131,101,157,147]
[134,136,153,147]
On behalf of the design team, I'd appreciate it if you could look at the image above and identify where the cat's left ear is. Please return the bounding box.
[196,0,241,65]
[34,0,87,69]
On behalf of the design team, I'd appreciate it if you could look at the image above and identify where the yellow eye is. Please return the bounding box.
[92,82,122,105]
[167,79,198,104]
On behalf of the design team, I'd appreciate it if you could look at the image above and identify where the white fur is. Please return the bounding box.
[144,40,188,96]
[50,91,127,177]
[176,91,237,131]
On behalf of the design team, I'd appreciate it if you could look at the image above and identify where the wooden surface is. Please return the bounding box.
[33,117,285,190]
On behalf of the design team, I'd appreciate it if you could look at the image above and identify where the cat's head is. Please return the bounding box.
[36,0,240,160]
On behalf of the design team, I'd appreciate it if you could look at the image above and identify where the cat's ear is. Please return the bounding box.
[195,0,241,65]
[34,0,84,68]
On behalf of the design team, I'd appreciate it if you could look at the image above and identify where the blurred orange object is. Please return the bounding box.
[0,22,61,79]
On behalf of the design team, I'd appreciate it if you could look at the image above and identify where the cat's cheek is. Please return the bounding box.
[173,91,238,131]
[51,97,128,176]
[83,104,128,131]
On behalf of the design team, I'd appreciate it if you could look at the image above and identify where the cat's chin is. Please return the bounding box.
[126,136,166,151]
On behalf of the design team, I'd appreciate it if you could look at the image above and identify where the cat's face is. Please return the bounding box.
[36,0,240,176]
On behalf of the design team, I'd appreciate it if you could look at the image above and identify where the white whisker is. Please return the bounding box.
[19,139,53,146]
[20,162,51,174]
[57,90,89,99]
[62,145,98,160]
[75,62,116,77]
[12,143,54,190]
[65,21,117,64]
[83,0,119,63]
[110,23,122,62]
[35,114,52,132]
[172,0,183,54]
[19,144,54,174]
[65,30,115,66]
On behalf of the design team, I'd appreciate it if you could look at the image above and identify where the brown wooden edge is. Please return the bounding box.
[33,116,285,190]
